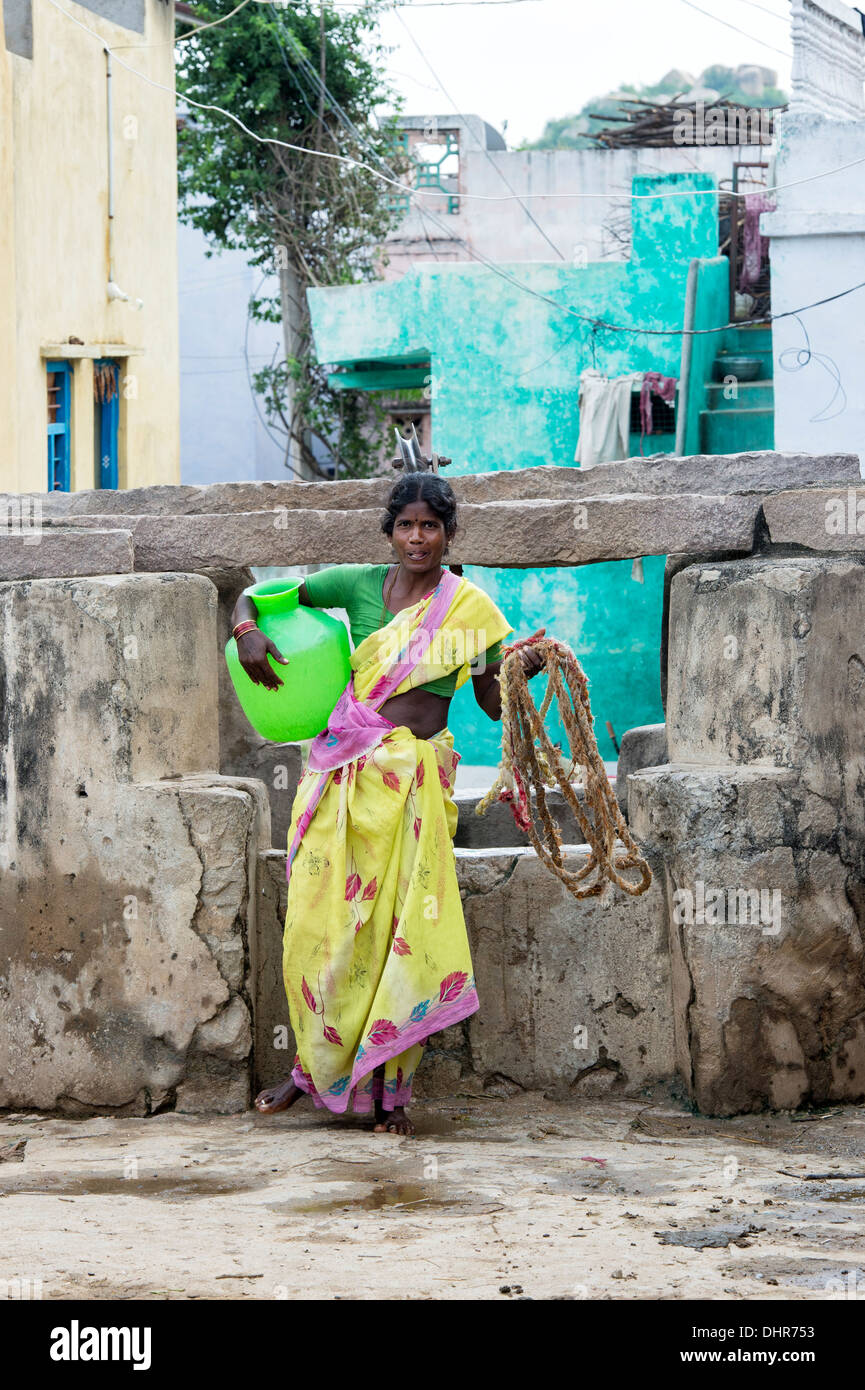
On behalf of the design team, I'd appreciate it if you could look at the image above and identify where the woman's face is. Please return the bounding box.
[391,499,449,574]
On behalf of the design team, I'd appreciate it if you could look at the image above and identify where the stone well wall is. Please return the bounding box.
[4,452,865,1115]
[631,554,865,1115]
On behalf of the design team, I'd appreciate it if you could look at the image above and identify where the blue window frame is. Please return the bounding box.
[47,360,72,492]
[94,359,120,489]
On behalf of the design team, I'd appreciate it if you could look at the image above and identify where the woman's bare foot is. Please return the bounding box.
[373,1103,415,1137]
[254,1078,305,1114]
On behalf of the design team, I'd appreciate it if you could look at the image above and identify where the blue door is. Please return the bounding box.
[47,361,72,491]
[94,359,119,489]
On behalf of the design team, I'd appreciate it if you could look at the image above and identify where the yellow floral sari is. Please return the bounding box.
[283,570,512,1113]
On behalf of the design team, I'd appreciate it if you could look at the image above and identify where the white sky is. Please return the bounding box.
[374,0,793,146]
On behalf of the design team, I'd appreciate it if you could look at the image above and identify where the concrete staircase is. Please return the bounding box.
[699,324,774,453]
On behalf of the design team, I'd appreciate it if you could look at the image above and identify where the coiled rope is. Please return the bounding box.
[476,630,653,900]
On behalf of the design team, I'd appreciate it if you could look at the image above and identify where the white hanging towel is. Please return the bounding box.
[574,368,643,469]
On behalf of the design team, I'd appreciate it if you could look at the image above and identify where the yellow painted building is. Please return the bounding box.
[0,0,180,493]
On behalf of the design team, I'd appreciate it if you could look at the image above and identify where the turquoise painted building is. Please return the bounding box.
[307,172,729,763]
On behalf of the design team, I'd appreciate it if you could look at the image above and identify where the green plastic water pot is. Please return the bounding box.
[224,577,351,742]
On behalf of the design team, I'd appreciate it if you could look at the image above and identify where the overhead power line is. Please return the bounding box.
[394,7,566,260]
[43,0,865,346]
[678,0,793,58]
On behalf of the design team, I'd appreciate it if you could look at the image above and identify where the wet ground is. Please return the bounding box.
[2,1092,864,1300]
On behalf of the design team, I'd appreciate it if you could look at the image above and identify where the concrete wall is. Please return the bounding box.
[255,845,675,1101]
[386,141,771,278]
[0,572,270,1114]
[632,554,865,1115]
[177,222,287,485]
[765,112,865,468]
[0,0,179,493]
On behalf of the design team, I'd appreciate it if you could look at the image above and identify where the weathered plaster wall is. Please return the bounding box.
[632,554,865,1115]
[386,143,771,276]
[0,573,270,1114]
[309,173,721,763]
[0,0,179,492]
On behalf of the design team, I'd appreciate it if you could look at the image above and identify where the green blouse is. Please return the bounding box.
[300,563,504,699]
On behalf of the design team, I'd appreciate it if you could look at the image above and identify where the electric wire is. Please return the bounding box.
[678,0,793,58]
[44,0,865,208]
[395,7,567,260]
[44,0,865,344]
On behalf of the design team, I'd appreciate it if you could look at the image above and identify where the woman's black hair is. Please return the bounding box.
[381,472,458,538]
[381,473,462,575]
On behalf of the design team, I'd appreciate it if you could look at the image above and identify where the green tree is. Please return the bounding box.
[176,0,407,479]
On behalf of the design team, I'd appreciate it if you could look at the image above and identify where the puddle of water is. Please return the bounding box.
[0,1174,263,1199]
[269,1182,465,1215]
[822,1189,865,1203]
[409,1113,473,1137]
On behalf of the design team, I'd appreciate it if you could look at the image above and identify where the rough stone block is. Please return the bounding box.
[764,486,865,552]
[253,845,675,1099]
[0,572,219,790]
[253,851,295,1092]
[0,527,133,580]
[457,846,674,1098]
[21,450,858,518]
[616,723,668,815]
[0,776,264,1114]
[0,572,267,1115]
[56,493,761,569]
[629,765,801,852]
[629,763,865,1115]
[666,557,865,813]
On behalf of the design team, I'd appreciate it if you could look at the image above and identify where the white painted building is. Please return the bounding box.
[763,0,865,468]
[383,112,777,278]
[177,222,285,485]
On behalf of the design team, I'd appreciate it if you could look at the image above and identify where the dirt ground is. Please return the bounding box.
[2,1091,865,1301]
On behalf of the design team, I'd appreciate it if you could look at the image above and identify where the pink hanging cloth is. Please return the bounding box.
[740,191,776,292]
[639,372,678,441]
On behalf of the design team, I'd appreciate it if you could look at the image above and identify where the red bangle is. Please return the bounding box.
[233,620,258,641]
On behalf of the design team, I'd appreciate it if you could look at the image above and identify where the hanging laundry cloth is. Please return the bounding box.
[740,191,775,292]
[639,371,678,439]
[575,368,643,469]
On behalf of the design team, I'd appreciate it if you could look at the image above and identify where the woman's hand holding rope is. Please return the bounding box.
[477,631,653,901]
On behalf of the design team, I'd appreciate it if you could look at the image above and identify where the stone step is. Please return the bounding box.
[723,325,773,355]
[699,407,775,455]
[453,785,587,849]
[705,380,774,411]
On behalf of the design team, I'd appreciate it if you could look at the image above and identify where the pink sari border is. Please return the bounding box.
[290,983,480,1115]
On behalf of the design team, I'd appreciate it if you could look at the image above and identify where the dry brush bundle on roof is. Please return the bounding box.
[586,96,784,149]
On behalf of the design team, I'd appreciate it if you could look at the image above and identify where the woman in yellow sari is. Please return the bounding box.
[231,472,544,1134]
